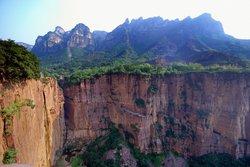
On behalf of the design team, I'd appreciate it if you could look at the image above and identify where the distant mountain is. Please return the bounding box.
[32,13,250,68]
[93,30,108,49]
[32,24,93,56]
[16,42,33,51]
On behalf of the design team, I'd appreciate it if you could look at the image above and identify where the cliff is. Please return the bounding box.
[64,73,250,158]
[0,79,65,167]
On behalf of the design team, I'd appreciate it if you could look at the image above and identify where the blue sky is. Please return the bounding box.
[1,0,250,44]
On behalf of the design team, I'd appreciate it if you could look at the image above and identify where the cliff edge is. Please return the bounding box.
[0,79,65,167]
[64,73,250,158]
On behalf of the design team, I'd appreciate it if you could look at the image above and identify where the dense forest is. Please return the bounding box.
[0,40,40,82]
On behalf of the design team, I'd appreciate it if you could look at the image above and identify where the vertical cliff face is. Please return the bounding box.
[0,79,65,167]
[64,73,250,158]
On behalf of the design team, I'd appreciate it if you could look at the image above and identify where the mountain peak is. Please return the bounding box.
[197,13,212,19]
[191,13,224,35]
[54,26,65,35]
[123,18,130,25]
[74,23,89,30]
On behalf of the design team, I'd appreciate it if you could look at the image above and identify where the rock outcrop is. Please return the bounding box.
[16,42,33,51]
[0,79,65,167]
[32,24,93,56]
[64,73,250,158]
[66,23,93,48]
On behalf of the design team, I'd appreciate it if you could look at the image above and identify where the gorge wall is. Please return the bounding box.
[64,73,250,158]
[0,73,249,166]
[0,79,65,167]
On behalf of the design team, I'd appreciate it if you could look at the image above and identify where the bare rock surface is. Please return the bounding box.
[64,73,250,157]
[0,79,65,167]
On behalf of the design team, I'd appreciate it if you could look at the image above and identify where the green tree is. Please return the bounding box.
[0,40,40,82]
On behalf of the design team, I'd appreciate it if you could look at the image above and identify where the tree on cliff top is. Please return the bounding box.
[0,40,40,81]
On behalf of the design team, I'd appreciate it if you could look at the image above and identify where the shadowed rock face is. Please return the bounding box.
[0,79,65,167]
[63,73,250,158]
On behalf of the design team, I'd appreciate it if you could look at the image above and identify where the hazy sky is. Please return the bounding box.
[0,0,250,44]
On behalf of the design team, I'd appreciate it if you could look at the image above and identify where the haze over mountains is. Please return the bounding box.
[29,13,250,68]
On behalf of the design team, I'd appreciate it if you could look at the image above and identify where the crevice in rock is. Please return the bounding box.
[43,90,51,167]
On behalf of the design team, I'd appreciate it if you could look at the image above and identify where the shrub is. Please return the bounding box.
[154,122,163,134]
[196,109,210,119]
[0,99,35,118]
[188,153,250,167]
[166,129,176,138]
[148,85,158,94]
[129,144,165,167]
[164,116,175,125]
[25,99,36,109]
[0,99,36,136]
[63,62,249,86]
[134,98,146,108]
[130,123,140,132]
[3,148,17,164]
[81,124,124,167]
[71,156,83,167]
[167,100,175,112]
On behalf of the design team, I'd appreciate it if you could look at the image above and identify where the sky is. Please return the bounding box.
[0,0,250,44]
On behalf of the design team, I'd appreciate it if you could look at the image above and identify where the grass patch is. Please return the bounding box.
[3,148,17,164]
[71,156,83,167]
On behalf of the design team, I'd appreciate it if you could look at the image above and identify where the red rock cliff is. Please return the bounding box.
[0,79,65,167]
[64,73,250,158]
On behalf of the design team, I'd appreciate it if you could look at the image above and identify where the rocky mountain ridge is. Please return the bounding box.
[16,42,33,51]
[32,24,93,57]
[31,13,250,68]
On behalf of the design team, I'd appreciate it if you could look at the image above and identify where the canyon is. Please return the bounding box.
[64,73,250,158]
[0,72,249,166]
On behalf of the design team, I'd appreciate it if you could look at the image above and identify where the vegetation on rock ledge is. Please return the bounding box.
[63,62,250,85]
[3,148,17,164]
[0,99,35,119]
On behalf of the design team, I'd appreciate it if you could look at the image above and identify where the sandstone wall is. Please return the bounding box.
[0,79,65,167]
[64,73,250,158]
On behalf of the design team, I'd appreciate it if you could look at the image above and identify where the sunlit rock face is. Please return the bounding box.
[64,73,250,158]
[0,73,249,166]
[66,23,93,48]
[0,79,65,167]
[32,27,65,55]
[32,23,93,56]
